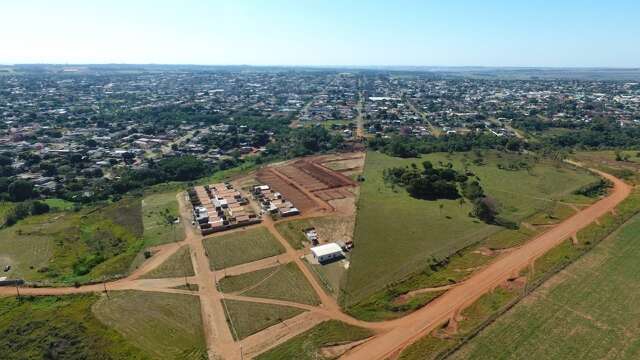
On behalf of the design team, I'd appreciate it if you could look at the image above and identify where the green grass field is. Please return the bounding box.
[219,262,320,305]
[140,245,194,279]
[0,197,145,284]
[221,299,305,340]
[142,191,184,247]
[0,201,15,224]
[275,220,310,249]
[0,213,57,281]
[93,291,206,359]
[203,227,285,270]
[256,320,374,360]
[450,213,640,360]
[43,198,76,211]
[344,151,597,307]
[0,294,148,360]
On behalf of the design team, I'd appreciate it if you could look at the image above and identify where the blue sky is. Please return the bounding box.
[2,0,639,67]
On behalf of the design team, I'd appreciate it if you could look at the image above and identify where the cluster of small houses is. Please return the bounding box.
[189,183,261,235]
[187,182,352,264]
[251,184,300,217]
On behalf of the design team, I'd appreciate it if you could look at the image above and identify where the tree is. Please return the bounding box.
[8,180,36,202]
[30,201,50,215]
[472,197,498,223]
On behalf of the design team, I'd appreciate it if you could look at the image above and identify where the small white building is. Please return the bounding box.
[310,243,344,263]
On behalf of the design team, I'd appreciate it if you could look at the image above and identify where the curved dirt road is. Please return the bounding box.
[341,169,632,360]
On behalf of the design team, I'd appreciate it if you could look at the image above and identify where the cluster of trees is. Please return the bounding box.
[110,155,209,195]
[4,200,50,226]
[0,179,37,202]
[574,179,613,198]
[383,160,514,227]
[266,126,345,158]
[383,161,467,200]
[369,133,524,158]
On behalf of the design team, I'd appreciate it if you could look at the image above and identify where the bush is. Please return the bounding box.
[30,201,50,215]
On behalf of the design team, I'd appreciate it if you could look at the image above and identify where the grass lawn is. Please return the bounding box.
[203,227,285,270]
[142,191,184,247]
[0,201,15,224]
[0,213,57,281]
[140,245,194,279]
[450,213,640,360]
[93,291,206,359]
[0,294,147,360]
[221,299,305,340]
[256,320,374,360]
[343,151,597,307]
[43,198,76,211]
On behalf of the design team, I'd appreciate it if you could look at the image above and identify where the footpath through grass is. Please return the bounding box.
[256,320,374,360]
[140,245,194,279]
[142,191,184,247]
[343,150,596,311]
[203,227,285,270]
[222,299,305,340]
[93,291,206,359]
[219,262,320,305]
[0,294,147,360]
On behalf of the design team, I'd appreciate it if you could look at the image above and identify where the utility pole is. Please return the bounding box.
[103,280,109,299]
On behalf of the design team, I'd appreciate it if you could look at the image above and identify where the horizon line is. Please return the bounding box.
[2,63,640,70]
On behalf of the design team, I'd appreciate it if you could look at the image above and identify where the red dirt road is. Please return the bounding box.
[341,168,632,359]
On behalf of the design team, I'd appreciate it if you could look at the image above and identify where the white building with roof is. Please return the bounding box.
[310,243,344,263]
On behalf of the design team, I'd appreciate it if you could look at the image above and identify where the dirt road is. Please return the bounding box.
[341,168,631,359]
[0,164,631,360]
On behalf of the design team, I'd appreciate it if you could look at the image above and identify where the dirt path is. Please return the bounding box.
[341,168,631,359]
[240,311,329,357]
[214,253,292,281]
[176,193,241,360]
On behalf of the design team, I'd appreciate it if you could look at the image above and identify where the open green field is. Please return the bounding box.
[140,245,194,279]
[0,197,144,284]
[344,151,598,307]
[43,198,76,211]
[222,299,305,340]
[0,213,57,281]
[93,291,206,359]
[256,320,374,360]
[142,191,184,247]
[203,227,285,270]
[0,201,15,224]
[0,294,148,360]
[574,150,640,184]
[219,262,320,305]
[450,213,640,360]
